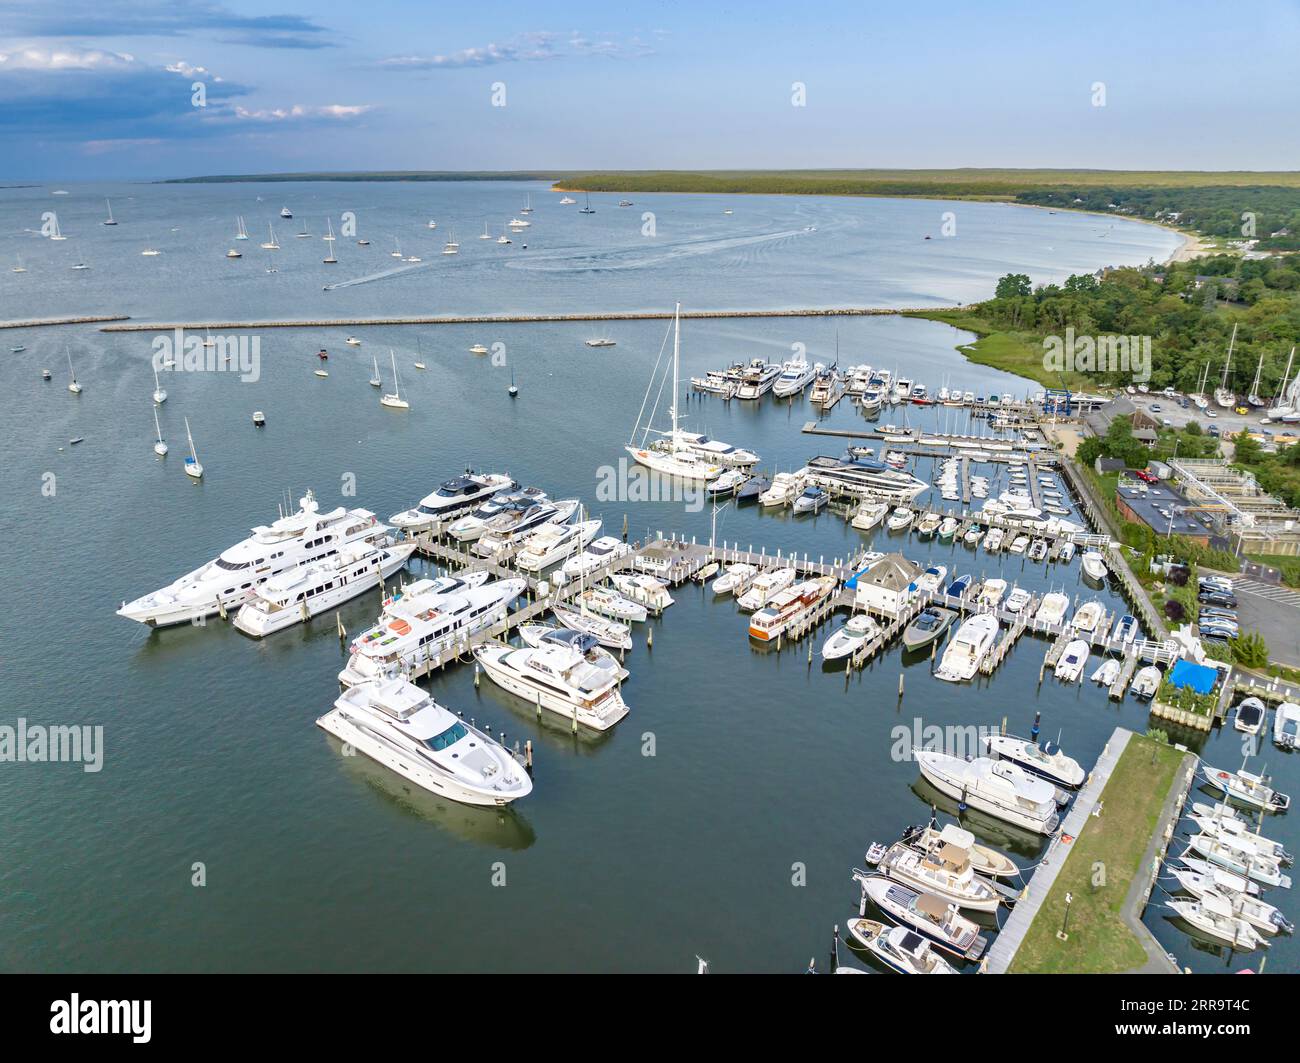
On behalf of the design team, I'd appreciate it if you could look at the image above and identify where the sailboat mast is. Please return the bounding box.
[671,302,681,450]
[1281,347,1297,404]
[1222,323,1237,388]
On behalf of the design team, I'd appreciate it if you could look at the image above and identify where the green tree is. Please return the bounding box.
[1230,630,1270,669]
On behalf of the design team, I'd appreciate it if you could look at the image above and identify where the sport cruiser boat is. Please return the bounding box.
[911,564,948,596]
[515,519,602,572]
[1081,551,1108,582]
[474,642,630,731]
[914,750,1061,834]
[233,539,416,637]
[982,734,1084,787]
[933,614,999,682]
[1201,765,1290,813]
[317,677,533,806]
[576,586,646,623]
[711,563,757,596]
[389,472,516,532]
[338,577,526,688]
[1034,592,1070,625]
[901,606,956,651]
[1054,639,1089,682]
[549,604,632,651]
[821,614,882,660]
[886,507,915,532]
[873,841,1001,913]
[1275,701,1300,749]
[518,625,629,683]
[759,472,804,508]
[851,500,889,530]
[1234,697,1267,737]
[117,492,390,627]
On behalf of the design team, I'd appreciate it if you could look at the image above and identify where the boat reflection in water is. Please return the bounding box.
[910,778,1046,862]
[322,734,536,851]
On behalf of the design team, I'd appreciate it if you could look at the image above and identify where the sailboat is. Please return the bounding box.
[323,219,338,263]
[1247,352,1265,407]
[1267,347,1297,420]
[183,417,203,478]
[380,350,409,409]
[508,368,518,397]
[579,193,595,214]
[67,351,82,394]
[391,237,403,258]
[296,221,311,238]
[520,193,534,215]
[152,364,167,404]
[152,407,168,456]
[1191,362,1210,410]
[479,221,492,240]
[261,224,280,250]
[12,254,26,273]
[413,336,427,370]
[235,216,249,241]
[102,199,117,226]
[624,305,723,482]
[1215,324,1238,409]
[369,354,382,387]
[50,216,67,241]
[442,228,459,255]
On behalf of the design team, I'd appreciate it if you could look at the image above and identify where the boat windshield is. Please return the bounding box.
[424,722,468,752]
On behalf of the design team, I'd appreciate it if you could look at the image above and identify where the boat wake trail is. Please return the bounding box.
[505,228,812,273]
[322,260,435,290]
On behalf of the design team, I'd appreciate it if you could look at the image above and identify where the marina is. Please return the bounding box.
[7,177,1288,977]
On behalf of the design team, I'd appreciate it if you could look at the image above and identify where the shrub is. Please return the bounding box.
[1231,631,1270,669]
[1165,599,1186,621]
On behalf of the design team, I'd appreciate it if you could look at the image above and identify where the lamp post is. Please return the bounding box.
[1057,891,1073,942]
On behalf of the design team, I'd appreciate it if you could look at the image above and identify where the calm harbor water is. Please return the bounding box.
[3,182,1292,974]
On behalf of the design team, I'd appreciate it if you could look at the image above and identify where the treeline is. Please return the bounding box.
[1017,186,1300,250]
[974,256,1300,395]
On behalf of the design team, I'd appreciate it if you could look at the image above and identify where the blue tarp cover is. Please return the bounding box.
[1168,659,1217,694]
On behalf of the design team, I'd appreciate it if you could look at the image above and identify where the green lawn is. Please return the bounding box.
[1008,736,1185,974]
[903,308,1092,390]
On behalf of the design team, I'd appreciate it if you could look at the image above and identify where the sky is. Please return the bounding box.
[2,0,1299,180]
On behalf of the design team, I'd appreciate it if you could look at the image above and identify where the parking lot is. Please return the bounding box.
[1126,390,1292,454]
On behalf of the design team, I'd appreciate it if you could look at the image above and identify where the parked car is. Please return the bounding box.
[1199,590,1239,608]
[1134,470,1158,484]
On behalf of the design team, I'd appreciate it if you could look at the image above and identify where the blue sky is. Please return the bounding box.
[2,0,1298,180]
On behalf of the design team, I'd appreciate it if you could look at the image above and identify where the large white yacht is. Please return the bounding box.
[389,471,516,532]
[446,487,548,542]
[514,519,602,572]
[733,359,781,400]
[801,455,928,502]
[474,498,579,558]
[771,354,817,398]
[474,642,630,731]
[338,577,526,688]
[915,750,1061,835]
[933,613,999,682]
[317,677,533,806]
[233,539,416,637]
[117,492,390,627]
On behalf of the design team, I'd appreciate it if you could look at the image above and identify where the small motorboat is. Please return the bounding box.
[1201,765,1290,813]
[1004,587,1031,614]
[1131,665,1162,700]
[1092,658,1121,685]
[1169,869,1292,936]
[886,507,916,531]
[1027,538,1048,562]
[1071,600,1105,633]
[916,512,943,538]
[1112,613,1138,648]
[711,563,757,596]
[977,578,1006,607]
[821,614,882,660]
[1274,701,1300,749]
[346,337,361,346]
[937,517,959,540]
[851,500,889,530]
[1081,551,1108,582]
[707,469,748,495]
[252,411,266,427]
[1166,896,1269,951]
[1234,697,1267,737]
[944,574,971,599]
[1054,639,1089,682]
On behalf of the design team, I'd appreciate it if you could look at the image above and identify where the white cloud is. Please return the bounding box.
[233,103,373,121]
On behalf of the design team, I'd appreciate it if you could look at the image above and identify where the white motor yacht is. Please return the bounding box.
[549,604,632,651]
[711,562,757,596]
[851,500,889,530]
[736,567,798,611]
[389,472,516,532]
[771,353,817,398]
[576,586,647,623]
[611,573,675,612]
[338,578,526,688]
[474,642,630,731]
[1034,592,1070,625]
[748,577,835,642]
[875,842,1001,913]
[845,920,956,974]
[759,472,804,508]
[914,750,1061,834]
[446,488,548,542]
[1131,664,1163,699]
[118,492,390,627]
[233,539,416,637]
[562,535,632,579]
[1201,765,1290,813]
[1081,551,1108,581]
[1274,701,1300,749]
[982,734,1085,787]
[1167,896,1268,952]
[474,499,580,559]
[1071,601,1106,634]
[317,677,533,806]
[934,613,999,682]
[886,507,916,531]
[515,519,602,572]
